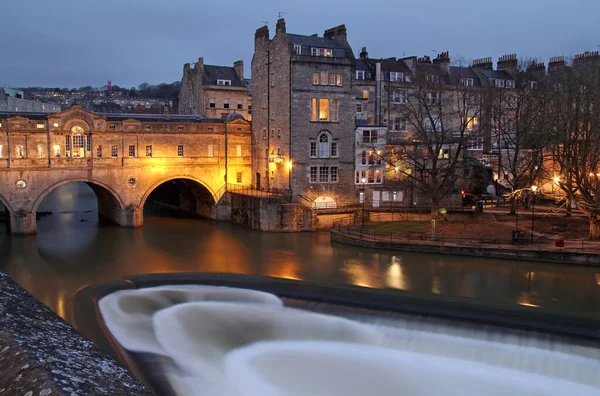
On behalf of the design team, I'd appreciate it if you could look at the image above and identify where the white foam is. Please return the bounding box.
[98,285,282,355]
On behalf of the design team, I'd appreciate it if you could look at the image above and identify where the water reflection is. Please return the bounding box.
[0,182,598,325]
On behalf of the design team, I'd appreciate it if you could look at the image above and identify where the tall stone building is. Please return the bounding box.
[251,18,356,206]
[178,58,251,120]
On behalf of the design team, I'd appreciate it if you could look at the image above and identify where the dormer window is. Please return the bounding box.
[460,78,474,87]
[311,47,332,57]
[495,79,505,88]
[356,71,366,80]
[426,75,440,84]
[505,80,515,89]
[390,72,403,82]
[294,45,302,55]
[217,80,231,86]
[528,81,538,90]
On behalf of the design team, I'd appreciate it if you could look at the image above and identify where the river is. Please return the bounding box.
[0,182,598,325]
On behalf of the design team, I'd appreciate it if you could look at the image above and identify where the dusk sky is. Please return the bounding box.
[1,0,598,88]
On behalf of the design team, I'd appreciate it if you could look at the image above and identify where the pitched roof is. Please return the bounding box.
[448,67,483,87]
[355,59,374,73]
[381,58,411,74]
[203,65,242,86]
[477,68,514,81]
[286,33,346,50]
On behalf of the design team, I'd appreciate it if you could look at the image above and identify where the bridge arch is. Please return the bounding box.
[31,178,126,230]
[140,175,219,219]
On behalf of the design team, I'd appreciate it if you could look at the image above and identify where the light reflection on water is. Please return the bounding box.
[0,182,599,325]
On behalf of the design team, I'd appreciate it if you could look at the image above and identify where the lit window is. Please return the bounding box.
[236,145,242,157]
[294,45,302,55]
[236,172,243,183]
[72,134,84,158]
[145,145,152,157]
[319,48,332,57]
[36,123,45,129]
[0,145,3,158]
[217,79,231,86]
[223,99,229,109]
[438,148,450,159]
[362,90,369,100]
[311,98,339,122]
[53,145,61,158]
[178,144,184,157]
[320,71,328,86]
[329,73,336,85]
[356,70,365,80]
[466,117,479,131]
[368,151,375,164]
[237,100,243,110]
[128,145,136,157]
[209,98,216,109]
[111,145,118,158]
[330,167,338,182]
[310,166,318,183]
[312,73,319,85]
[208,144,215,157]
[37,144,44,158]
[336,74,342,86]
[65,135,71,156]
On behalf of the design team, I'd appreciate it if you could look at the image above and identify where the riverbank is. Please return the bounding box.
[330,229,600,266]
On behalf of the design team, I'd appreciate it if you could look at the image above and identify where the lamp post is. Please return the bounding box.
[361,177,366,228]
[530,185,537,242]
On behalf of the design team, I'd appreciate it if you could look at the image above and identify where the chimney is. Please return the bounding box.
[359,47,369,59]
[195,57,204,75]
[433,51,450,74]
[497,54,518,77]
[254,25,270,49]
[472,57,493,69]
[573,51,600,69]
[324,24,347,43]
[276,18,286,35]
[234,60,244,81]
[548,56,566,73]
[417,55,431,64]
[526,61,546,80]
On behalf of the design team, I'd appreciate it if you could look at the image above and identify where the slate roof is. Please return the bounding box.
[476,68,514,81]
[448,67,483,87]
[356,59,374,73]
[381,58,411,74]
[286,33,346,50]
[202,65,243,86]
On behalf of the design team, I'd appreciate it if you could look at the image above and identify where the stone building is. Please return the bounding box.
[0,88,61,113]
[251,18,356,207]
[178,58,251,120]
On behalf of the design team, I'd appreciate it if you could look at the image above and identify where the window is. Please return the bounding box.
[425,118,441,131]
[311,98,339,122]
[53,145,60,157]
[426,75,440,84]
[15,145,25,159]
[271,73,275,87]
[65,135,71,155]
[320,48,332,57]
[145,145,152,157]
[460,78,474,87]
[263,128,267,140]
[178,144,184,157]
[109,125,116,130]
[37,144,44,158]
[331,141,338,158]
[390,72,403,82]
[0,145,3,158]
[495,79,505,88]
[393,117,407,131]
[356,101,363,113]
[36,123,44,129]
[506,80,515,89]
[362,90,369,100]
[145,125,152,130]
[391,91,406,104]
[97,145,103,158]
[336,73,342,86]
[468,137,483,150]
[208,144,215,157]
[111,145,118,158]
[327,73,336,85]
[263,94,267,108]
[311,47,319,56]
[310,142,317,158]
[319,166,329,182]
[356,71,366,80]
[426,92,441,105]
[320,71,328,86]
[294,45,302,55]
[128,145,136,157]
[528,81,537,90]
[236,145,242,157]
[271,129,275,137]
[466,117,479,131]
[223,99,229,109]
[361,151,367,165]
[318,133,329,158]
[362,130,378,143]
[72,134,84,158]
[368,150,375,165]
[209,98,216,109]
[310,166,318,183]
[376,151,382,165]
[438,148,450,159]
[312,73,320,85]
[217,79,231,86]
[248,105,252,114]
[330,167,338,182]
[237,100,243,110]
[236,172,243,183]
[277,129,281,137]
[86,135,92,153]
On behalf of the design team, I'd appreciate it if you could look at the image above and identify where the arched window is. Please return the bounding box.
[318,133,329,158]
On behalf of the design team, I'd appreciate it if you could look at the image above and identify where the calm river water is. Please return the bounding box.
[0,183,598,325]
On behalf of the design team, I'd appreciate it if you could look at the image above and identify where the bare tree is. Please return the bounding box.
[547,54,600,239]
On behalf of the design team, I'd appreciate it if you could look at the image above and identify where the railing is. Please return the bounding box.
[333,223,600,255]
[226,184,280,198]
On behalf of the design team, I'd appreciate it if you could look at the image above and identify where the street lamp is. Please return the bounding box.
[530,185,538,242]
[361,177,366,228]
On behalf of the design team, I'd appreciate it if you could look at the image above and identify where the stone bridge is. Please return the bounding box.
[0,107,252,234]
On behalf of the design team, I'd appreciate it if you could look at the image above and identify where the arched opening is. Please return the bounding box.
[143,178,216,220]
[0,196,10,234]
[312,195,337,209]
[34,181,124,233]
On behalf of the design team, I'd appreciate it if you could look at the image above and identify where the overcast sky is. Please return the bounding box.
[1,0,598,88]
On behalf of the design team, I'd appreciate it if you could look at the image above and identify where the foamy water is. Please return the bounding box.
[99,286,600,395]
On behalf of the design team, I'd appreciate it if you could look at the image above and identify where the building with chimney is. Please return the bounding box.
[178,58,251,120]
[251,18,356,206]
